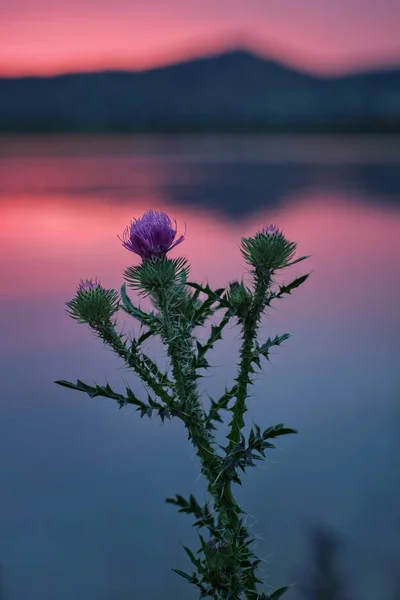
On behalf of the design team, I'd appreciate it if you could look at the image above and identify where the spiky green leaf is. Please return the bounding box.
[262,424,297,440]
[54,379,171,420]
[273,274,310,299]
[171,568,195,583]
[285,255,310,267]
[205,385,237,429]
[186,282,231,310]
[267,586,290,599]
[120,283,156,326]
[252,334,291,365]
[182,545,202,570]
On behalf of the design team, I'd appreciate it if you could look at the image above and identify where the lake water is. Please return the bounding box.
[0,135,400,600]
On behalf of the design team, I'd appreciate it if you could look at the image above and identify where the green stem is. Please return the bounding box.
[228,276,268,452]
[157,288,223,494]
[157,287,260,600]
[94,322,176,409]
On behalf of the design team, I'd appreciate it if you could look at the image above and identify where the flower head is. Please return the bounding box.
[77,278,102,293]
[119,210,185,260]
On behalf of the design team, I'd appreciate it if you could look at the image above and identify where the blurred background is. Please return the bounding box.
[0,1,399,599]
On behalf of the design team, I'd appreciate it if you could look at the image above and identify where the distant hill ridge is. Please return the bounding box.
[1,49,399,132]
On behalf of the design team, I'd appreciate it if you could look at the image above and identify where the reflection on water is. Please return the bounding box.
[0,136,400,600]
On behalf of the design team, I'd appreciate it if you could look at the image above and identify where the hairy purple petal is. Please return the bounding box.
[77,278,102,293]
[119,209,185,259]
[260,224,282,236]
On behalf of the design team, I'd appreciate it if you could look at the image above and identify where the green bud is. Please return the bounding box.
[227,280,252,322]
[66,282,119,326]
[240,226,297,273]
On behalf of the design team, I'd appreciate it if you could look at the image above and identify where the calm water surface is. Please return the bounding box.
[0,136,400,600]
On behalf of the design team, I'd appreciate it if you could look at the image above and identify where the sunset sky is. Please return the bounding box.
[1,0,399,77]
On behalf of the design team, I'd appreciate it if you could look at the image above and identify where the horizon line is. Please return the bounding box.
[1,41,400,79]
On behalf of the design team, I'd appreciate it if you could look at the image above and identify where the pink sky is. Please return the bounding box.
[0,0,399,76]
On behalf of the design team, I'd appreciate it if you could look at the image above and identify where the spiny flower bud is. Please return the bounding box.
[240,224,297,273]
[66,279,119,325]
[124,257,189,296]
[227,280,252,322]
[119,209,185,260]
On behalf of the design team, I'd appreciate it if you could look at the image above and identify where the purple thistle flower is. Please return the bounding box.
[260,224,282,236]
[119,209,185,260]
[77,278,101,293]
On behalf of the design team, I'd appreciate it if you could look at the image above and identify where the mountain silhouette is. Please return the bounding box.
[0,49,399,132]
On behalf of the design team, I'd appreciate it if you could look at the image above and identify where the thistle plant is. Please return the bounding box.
[55,209,310,600]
